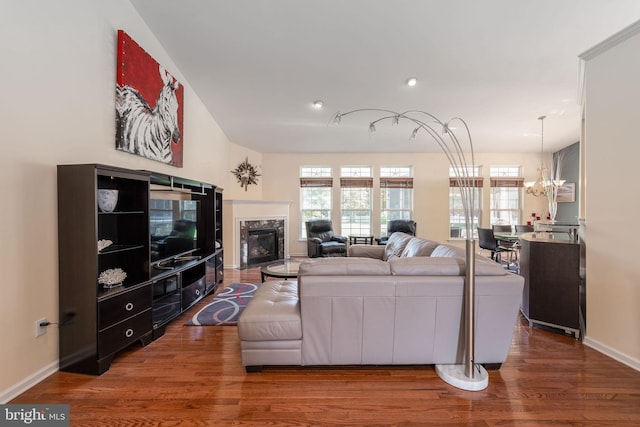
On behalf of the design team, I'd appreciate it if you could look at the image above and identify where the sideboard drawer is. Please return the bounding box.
[99,285,151,330]
[99,309,152,357]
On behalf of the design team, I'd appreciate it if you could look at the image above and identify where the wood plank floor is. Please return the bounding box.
[12,266,640,426]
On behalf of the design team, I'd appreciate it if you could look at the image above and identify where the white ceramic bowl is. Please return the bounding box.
[97,189,119,212]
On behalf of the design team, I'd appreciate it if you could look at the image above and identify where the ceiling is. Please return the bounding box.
[130,0,640,154]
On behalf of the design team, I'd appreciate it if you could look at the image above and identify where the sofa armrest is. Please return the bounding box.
[348,244,385,259]
[332,235,348,244]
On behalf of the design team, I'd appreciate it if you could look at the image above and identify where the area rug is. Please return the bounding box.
[185,282,259,326]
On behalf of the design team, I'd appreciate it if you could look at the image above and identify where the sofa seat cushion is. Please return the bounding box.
[299,257,390,276]
[400,237,440,257]
[389,256,507,276]
[237,281,301,342]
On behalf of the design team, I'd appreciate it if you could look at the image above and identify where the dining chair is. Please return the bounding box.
[492,224,512,233]
[477,227,515,265]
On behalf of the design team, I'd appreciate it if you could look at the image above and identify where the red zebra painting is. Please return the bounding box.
[115,30,184,167]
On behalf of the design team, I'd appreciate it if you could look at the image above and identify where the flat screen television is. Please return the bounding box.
[150,198,201,264]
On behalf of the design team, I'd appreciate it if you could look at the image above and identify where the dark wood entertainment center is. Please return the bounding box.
[57,164,223,375]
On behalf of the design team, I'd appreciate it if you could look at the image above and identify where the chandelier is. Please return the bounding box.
[525,116,549,197]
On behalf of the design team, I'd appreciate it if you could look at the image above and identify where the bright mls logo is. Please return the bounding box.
[1,405,69,426]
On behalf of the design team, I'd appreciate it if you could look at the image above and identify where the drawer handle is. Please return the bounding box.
[195,289,201,296]
[125,302,134,311]
[125,328,134,338]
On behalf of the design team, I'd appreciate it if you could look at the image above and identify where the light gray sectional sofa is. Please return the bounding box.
[237,232,524,371]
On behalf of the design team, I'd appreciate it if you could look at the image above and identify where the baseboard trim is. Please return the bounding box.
[1,361,59,404]
[583,336,640,372]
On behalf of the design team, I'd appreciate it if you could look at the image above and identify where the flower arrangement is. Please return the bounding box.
[545,151,565,222]
[98,268,127,288]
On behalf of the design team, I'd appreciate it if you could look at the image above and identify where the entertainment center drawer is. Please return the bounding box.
[99,309,152,357]
[99,285,151,330]
[216,264,224,285]
[182,276,206,310]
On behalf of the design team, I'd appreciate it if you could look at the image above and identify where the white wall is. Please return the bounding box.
[0,0,258,401]
[581,23,640,368]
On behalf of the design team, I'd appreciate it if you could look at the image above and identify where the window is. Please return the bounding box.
[489,166,524,226]
[340,166,373,236]
[380,166,413,236]
[449,166,482,239]
[300,167,332,238]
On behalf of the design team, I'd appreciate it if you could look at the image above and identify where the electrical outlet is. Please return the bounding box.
[35,317,48,337]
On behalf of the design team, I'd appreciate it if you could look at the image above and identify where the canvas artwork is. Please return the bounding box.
[115,30,184,167]
[557,182,576,202]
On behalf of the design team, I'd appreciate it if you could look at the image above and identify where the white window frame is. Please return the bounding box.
[380,166,413,236]
[449,166,482,239]
[300,166,333,238]
[489,166,524,226]
[340,166,373,236]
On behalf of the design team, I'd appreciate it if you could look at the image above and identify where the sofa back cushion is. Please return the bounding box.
[400,237,440,257]
[390,257,465,275]
[299,257,391,276]
[430,244,466,258]
[389,256,507,276]
[383,232,414,261]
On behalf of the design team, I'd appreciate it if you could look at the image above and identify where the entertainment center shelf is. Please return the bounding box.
[57,164,223,375]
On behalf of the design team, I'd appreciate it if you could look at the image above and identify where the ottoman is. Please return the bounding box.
[237,280,302,371]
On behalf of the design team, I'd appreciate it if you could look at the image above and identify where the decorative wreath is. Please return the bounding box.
[231,157,261,191]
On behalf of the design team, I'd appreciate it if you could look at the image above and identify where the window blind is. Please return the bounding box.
[490,177,524,188]
[300,177,333,187]
[340,177,373,188]
[449,177,484,188]
[380,177,414,188]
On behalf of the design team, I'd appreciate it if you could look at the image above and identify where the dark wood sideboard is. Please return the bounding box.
[519,232,581,339]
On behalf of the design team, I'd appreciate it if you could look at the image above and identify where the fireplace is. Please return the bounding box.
[247,228,279,266]
[238,217,286,269]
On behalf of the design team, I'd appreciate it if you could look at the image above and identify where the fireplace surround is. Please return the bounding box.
[223,200,291,269]
[239,218,285,268]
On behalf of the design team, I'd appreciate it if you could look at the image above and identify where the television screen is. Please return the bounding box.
[150,198,200,263]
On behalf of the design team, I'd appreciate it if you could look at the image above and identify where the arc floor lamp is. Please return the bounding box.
[331,109,488,391]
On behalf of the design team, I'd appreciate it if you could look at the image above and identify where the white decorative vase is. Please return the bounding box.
[548,199,558,222]
[98,190,119,212]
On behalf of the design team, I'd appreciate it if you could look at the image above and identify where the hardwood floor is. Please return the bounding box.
[12,266,640,426]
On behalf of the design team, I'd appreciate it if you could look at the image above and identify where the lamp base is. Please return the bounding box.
[435,364,489,391]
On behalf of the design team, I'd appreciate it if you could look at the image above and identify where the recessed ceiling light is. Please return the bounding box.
[313,100,324,109]
[406,77,417,87]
